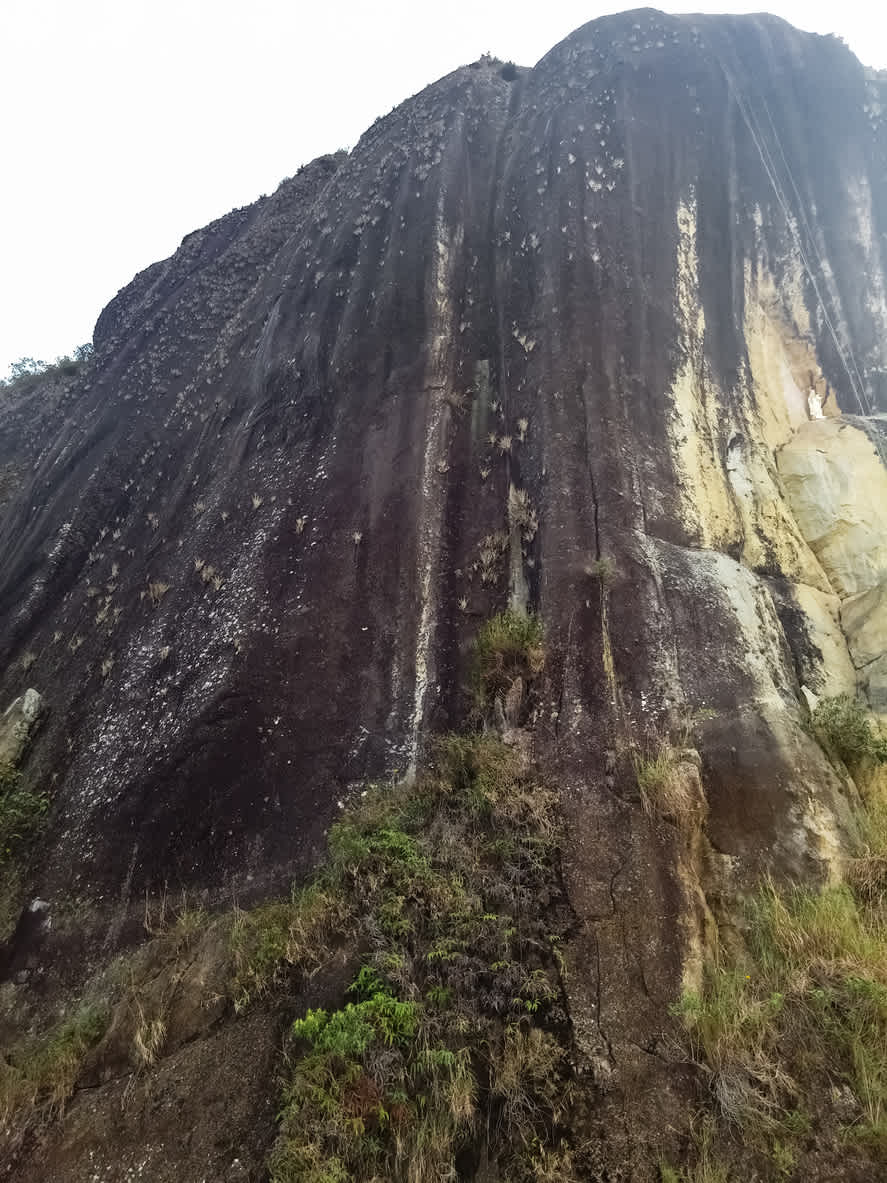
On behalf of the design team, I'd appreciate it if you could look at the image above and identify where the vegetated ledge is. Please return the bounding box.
[660,696,887,1183]
[2,611,583,1182]
[1,728,575,1181]
[2,617,887,1183]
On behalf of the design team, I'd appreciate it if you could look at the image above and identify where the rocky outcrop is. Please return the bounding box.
[0,688,44,768]
[777,416,887,716]
[0,9,886,1179]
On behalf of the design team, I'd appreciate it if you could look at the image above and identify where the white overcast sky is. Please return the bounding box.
[1,1,885,378]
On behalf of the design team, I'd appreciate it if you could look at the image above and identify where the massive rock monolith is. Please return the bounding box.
[1,9,886,1179]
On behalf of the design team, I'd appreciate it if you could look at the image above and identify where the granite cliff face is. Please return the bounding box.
[1,9,887,1180]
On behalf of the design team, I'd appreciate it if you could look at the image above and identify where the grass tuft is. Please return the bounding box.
[0,764,47,867]
[0,1003,108,1140]
[470,609,543,711]
[673,848,887,1164]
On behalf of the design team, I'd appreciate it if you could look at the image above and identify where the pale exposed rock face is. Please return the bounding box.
[777,418,887,598]
[0,688,45,768]
[790,583,858,700]
[776,417,887,718]
[843,583,887,668]
[843,581,887,716]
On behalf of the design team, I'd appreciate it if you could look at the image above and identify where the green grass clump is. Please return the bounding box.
[230,882,349,1011]
[811,694,887,771]
[658,1117,730,1181]
[670,769,887,1177]
[586,557,616,585]
[0,764,47,866]
[673,872,887,1162]
[632,742,678,816]
[470,609,543,709]
[0,1003,108,1140]
[266,734,571,1183]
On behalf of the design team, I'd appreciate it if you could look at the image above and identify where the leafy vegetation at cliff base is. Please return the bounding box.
[253,733,574,1183]
[228,613,573,1181]
[669,765,887,1179]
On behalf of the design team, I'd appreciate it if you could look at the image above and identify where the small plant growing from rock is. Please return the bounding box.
[147,581,170,607]
[471,609,544,711]
[508,486,539,544]
[585,557,616,585]
[251,494,263,511]
[478,530,509,585]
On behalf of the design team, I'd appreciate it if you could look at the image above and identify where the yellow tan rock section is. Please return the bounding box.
[776,418,887,599]
[668,199,832,593]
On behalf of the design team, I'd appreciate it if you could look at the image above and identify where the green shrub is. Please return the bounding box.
[1,346,93,394]
[812,694,887,771]
[267,734,569,1182]
[0,765,47,866]
[274,972,474,1183]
